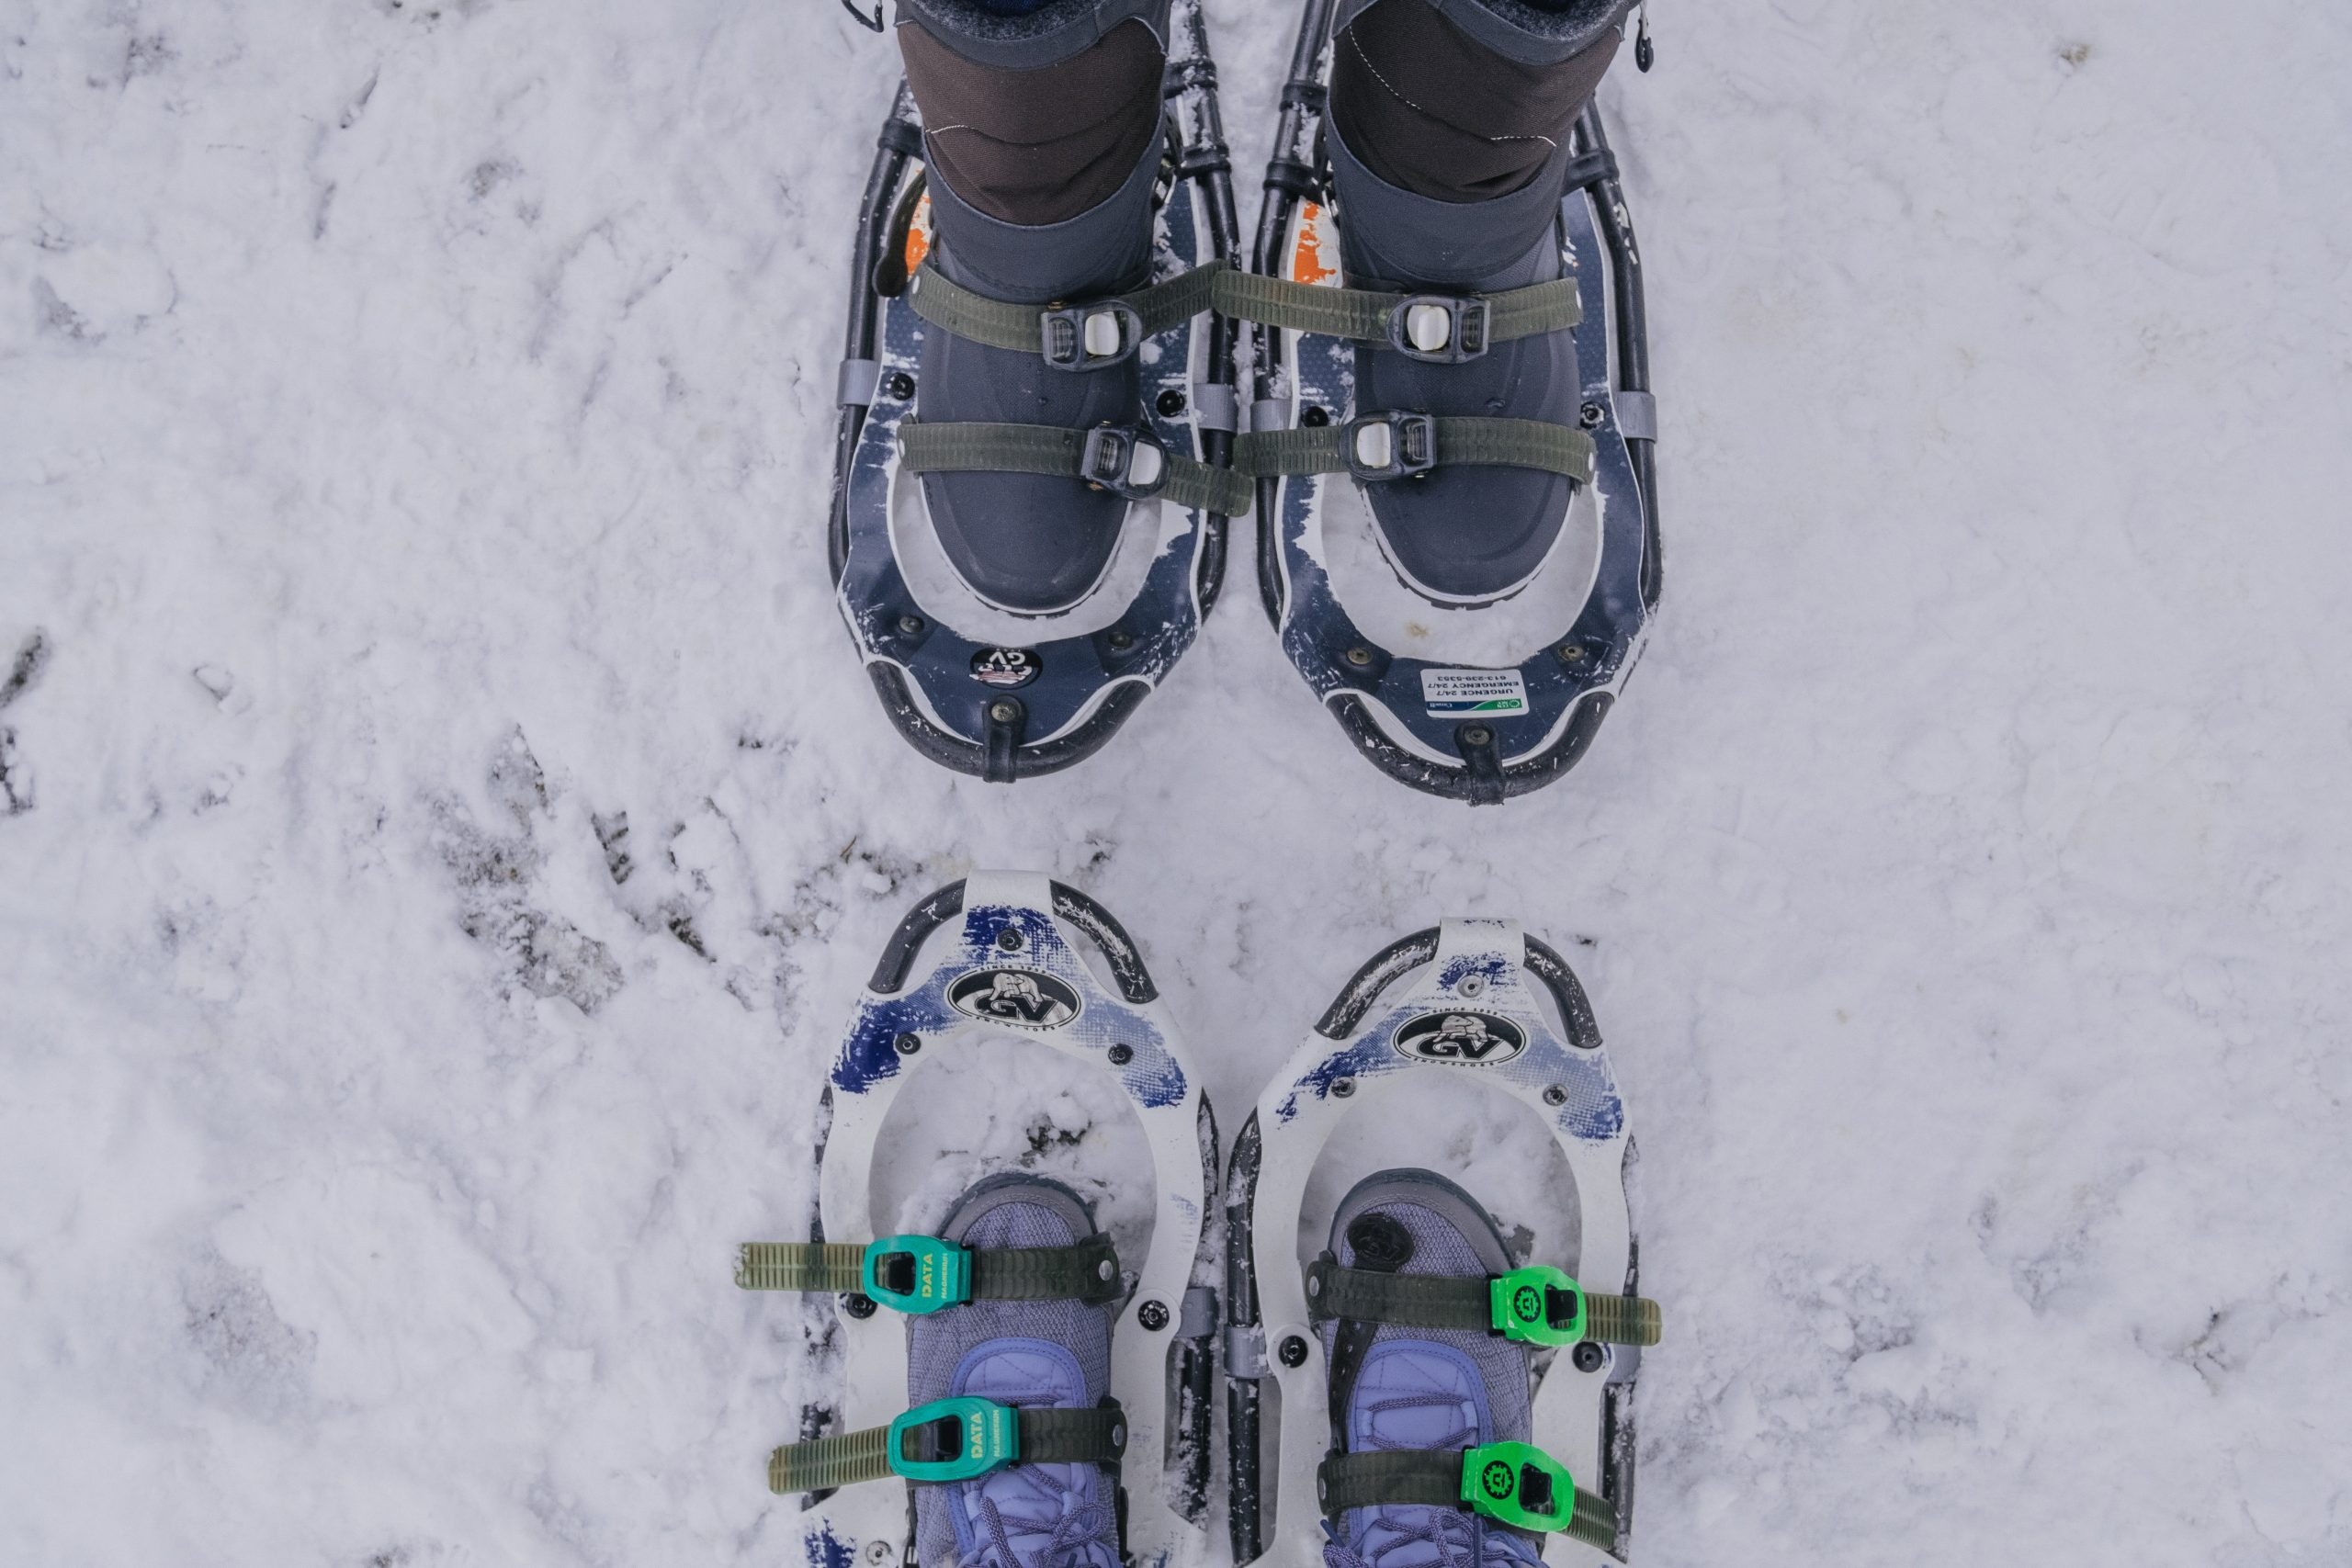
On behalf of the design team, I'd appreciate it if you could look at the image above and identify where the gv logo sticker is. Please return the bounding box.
[1392,1010,1529,1066]
[948,968,1082,1030]
[970,648,1040,689]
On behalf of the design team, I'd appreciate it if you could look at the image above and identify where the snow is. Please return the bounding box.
[3,0,2350,1564]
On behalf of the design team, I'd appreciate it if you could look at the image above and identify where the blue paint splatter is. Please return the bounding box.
[1438,953,1512,991]
[1274,1035,1395,1123]
[805,1527,856,1568]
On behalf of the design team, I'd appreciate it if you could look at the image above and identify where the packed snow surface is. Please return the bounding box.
[4,1,2349,1564]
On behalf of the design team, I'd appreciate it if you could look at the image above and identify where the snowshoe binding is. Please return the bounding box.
[739,873,1219,1568]
[1225,919,1660,1566]
[827,1,1245,783]
[1237,0,1662,803]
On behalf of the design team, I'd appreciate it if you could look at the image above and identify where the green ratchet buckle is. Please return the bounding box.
[888,1396,1020,1483]
[1461,1441,1581,1533]
[1489,1265,1586,1346]
[864,1235,974,1314]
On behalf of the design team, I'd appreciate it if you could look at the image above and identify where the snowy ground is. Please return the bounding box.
[5,0,2350,1563]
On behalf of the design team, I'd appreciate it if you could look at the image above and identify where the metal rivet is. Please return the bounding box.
[1557,642,1587,664]
[1306,1275,1322,1298]
[1344,647,1374,668]
[1098,1258,1116,1280]
[887,372,916,401]
[1301,405,1329,428]
[989,701,1021,724]
[1458,974,1486,998]
[894,1032,922,1056]
[1279,1336,1310,1368]
[862,1540,895,1567]
[1137,1300,1170,1332]
[1573,1342,1608,1372]
[996,928,1023,953]
[845,1293,878,1319]
[1461,725,1493,748]
[1544,1084,1569,1106]
[1108,1043,1135,1066]
[898,615,926,637]
[1579,401,1605,430]
[1107,628,1135,652]
[1156,389,1187,417]
[1331,1077,1355,1099]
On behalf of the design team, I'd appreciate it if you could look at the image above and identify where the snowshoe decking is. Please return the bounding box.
[1241,0,1662,804]
[1225,919,1658,1566]
[827,2,1243,784]
[738,874,1218,1568]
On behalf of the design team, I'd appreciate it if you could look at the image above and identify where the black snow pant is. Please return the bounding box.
[893,0,1636,232]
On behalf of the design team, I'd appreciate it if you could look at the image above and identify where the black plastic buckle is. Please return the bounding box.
[1344,412,1437,482]
[1079,424,1171,501]
[1040,299,1147,370]
[1385,294,1490,364]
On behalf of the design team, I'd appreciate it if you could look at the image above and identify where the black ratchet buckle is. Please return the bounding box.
[1041,299,1148,370]
[1079,424,1172,501]
[1344,412,1438,482]
[1385,294,1491,364]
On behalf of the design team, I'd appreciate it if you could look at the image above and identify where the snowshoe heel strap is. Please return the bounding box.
[1317,1446,1617,1550]
[769,1399,1128,1494]
[1306,1254,1663,1346]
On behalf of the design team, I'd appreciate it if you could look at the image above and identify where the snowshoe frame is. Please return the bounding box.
[1224,919,1645,1566]
[827,2,1243,784]
[1248,0,1662,804]
[784,874,1220,1568]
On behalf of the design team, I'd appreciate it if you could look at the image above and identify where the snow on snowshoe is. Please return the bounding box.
[1236,0,1661,803]
[826,2,1245,783]
[1224,919,1660,1566]
[738,873,1219,1568]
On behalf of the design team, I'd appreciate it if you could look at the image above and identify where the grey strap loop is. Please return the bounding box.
[899,420,1255,519]
[1213,271,1582,363]
[907,261,1228,369]
[1238,416,1596,487]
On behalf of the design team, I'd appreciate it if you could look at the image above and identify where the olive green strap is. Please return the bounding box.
[907,261,1228,363]
[1305,1257,1662,1346]
[769,1406,1129,1494]
[1317,1450,1617,1551]
[770,1422,893,1494]
[1238,418,1596,485]
[899,420,1254,518]
[735,1238,1124,1304]
[1583,1292,1665,1347]
[1213,271,1582,348]
[736,1243,866,1293]
[904,264,1577,365]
